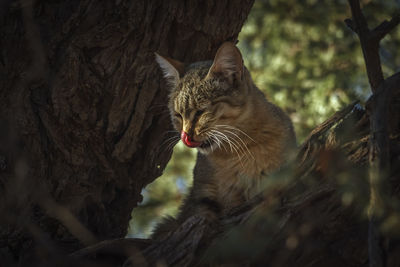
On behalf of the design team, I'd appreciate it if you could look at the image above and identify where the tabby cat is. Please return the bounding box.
[153,42,296,239]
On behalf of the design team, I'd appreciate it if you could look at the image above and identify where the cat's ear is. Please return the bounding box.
[155,53,185,88]
[206,42,244,84]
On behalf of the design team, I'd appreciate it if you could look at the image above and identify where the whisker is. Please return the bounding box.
[203,137,214,151]
[205,133,221,150]
[166,139,179,151]
[210,129,246,156]
[161,135,180,146]
[210,128,254,168]
[209,129,245,168]
[205,133,219,149]
[219,128,255,161]
[215,124,257,144]
[167,139,181,152]
[209,129,236,153]
[212,125,257,163]
[160,135,180,153]
[206,132,225,152]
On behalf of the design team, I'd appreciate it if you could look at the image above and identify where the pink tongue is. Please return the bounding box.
[181,131,201,148]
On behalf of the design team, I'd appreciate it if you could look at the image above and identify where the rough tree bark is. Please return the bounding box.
[0,0,254,266]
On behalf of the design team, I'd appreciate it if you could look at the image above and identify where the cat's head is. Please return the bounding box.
[155,42,251,154]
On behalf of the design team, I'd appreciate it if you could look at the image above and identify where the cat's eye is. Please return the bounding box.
[174,113,182,120]
[194,110,204,118]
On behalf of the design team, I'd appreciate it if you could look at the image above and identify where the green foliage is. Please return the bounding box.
[238,0,400,140]
[128,0,400,238]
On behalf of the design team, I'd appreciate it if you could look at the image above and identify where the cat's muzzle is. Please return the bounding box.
[180,131,202,148]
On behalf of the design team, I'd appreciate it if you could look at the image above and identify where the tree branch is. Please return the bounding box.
[347,1,400,267]
[372,13,400,42]
[365,72,400,267]
[347,0,384,92]
[348,0,369,36]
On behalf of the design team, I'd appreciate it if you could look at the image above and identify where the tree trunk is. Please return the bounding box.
[0,0,254,265]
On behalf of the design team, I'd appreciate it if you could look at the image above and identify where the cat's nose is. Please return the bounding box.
[180,131,202,148]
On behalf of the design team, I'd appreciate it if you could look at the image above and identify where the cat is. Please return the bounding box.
[152,42,296,239]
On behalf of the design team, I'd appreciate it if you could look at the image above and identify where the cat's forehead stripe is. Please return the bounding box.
[174,100,179,113]
[184,95,189,111]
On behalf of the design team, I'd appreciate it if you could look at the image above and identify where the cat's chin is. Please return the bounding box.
[197,142,214,154]
[197,147,211,155]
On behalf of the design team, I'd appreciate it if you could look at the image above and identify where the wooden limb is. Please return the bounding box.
[367,72,400,171]
[367,71,400,217]
[347,0,384,92]
[347,0,369,35]
[367,86,389,267]
[347,1,400,267]
[372,14,400,42]
[346,3,399,93]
